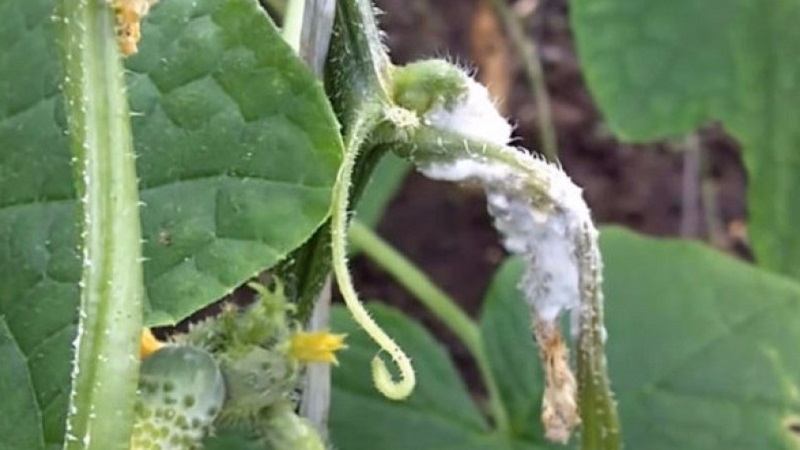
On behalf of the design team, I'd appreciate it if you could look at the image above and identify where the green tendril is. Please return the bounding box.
[330,116,416,400]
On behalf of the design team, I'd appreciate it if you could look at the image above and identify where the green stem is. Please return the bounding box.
[348,220,511,433]
[576,236,621,450]
[331,113,417,400]
[485,0,558,161]
[348,221,479,351]
[60,1,144,449]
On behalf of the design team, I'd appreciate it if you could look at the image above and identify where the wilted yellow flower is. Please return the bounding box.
[289,331,347,365]
[139,328,164,358]
[110,0,160,56]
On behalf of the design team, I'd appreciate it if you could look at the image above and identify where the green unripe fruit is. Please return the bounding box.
[131,346,226,450]
[217,346,298,423]
[259,402,326,450]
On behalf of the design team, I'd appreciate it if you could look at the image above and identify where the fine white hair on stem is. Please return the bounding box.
[330,117,416,401]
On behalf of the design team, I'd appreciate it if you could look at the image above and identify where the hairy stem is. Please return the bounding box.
[576,228,621,449]
[331,114,416,400]
[348,220,511,432]
[59,1,144,449]
[348,221,479,350]
[680,134,702,237]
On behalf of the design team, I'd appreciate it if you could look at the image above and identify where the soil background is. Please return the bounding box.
[345,0,750,394]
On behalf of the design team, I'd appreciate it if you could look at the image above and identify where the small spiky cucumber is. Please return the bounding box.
[131,346,226,450]
[216,346,298,424]
[259,403,326,450]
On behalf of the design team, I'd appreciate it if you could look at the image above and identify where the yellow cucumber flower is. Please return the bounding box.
[139,328,164,358]
[289,331,347,365]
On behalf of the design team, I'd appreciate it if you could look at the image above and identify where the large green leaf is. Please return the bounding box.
[604,227,800,449]
[571,0,800,279]
[332,227,800,449]
[494,227,800,449]
[0,320,45,450]
[330,303,556,450]
[0,0,340,445]
[129,0,341,324]
[0,3,84,447]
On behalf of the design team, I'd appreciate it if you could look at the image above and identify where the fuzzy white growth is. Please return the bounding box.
[413,69,604,442]
[425,74,513,146]
[420,153,590,324]
[417,67,589,324]
[419,152,590,442]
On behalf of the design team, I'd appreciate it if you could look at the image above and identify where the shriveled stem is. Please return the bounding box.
[397,125,618,446]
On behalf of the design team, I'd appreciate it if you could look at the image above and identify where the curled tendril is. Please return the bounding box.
[330,118,416,400]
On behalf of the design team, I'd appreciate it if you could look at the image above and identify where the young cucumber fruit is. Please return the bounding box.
[131,345,226,450]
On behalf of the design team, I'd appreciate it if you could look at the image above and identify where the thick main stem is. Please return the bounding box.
[60,1,144,449]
